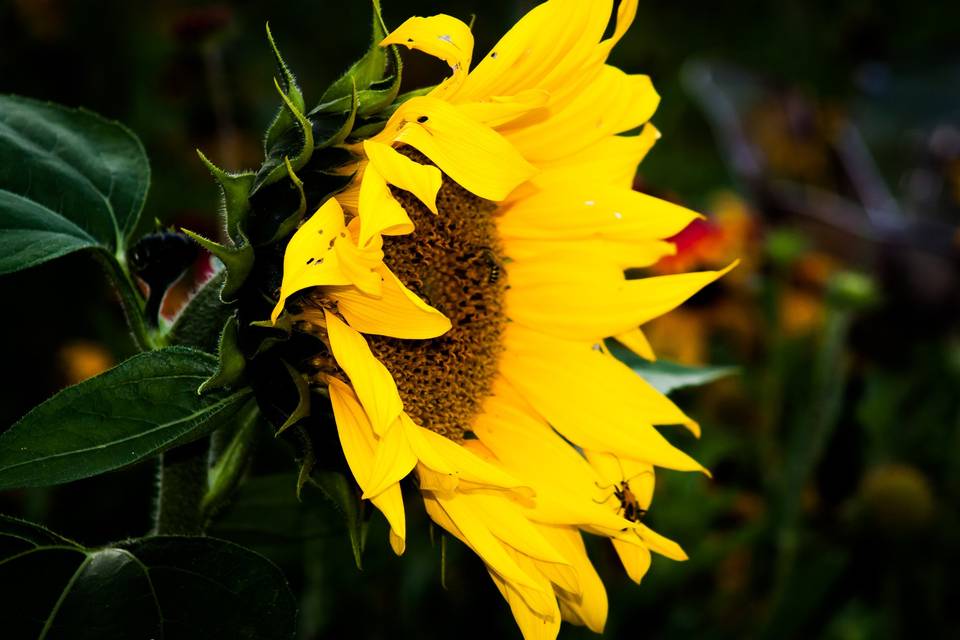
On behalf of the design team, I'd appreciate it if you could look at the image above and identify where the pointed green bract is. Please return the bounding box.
[199,314,246,394]
[309,470,368,569]
[320,0,389,106]
[196,150,254,245]
[264,23,306,152]
[276,361,311,434]
[253,78,316,194]
[182,228,255,303]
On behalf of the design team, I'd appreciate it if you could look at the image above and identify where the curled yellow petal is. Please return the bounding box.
[327,377,407,554]
[323,310,403,436]
[381,14,474,94]
[271,197,384,323]
[377,96,536,201]
[330,265,451,340]
[364,139,442,214]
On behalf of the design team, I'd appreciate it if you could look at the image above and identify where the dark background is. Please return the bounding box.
[2,1,959,638]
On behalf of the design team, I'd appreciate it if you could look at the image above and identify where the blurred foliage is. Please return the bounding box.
[1,0,958,638]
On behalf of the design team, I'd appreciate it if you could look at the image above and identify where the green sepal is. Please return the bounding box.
[319,0,389,106]
[249,315,293,357]
[199,314,246,394]
[292,425,316,501]
[275,361,311,435]
[181,228,254,303]
[310,78,359,149]
[264,23,306,152]
[202,398,261,521]
[258,157,309,246]
[165,270,232,353]
[308,470,368,569]
[196,150,254,245]
[252,78,315,195]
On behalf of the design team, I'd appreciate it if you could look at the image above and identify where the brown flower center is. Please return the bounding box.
[301,150,507,441]
[366,152,507,441]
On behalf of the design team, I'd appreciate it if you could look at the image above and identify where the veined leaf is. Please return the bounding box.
[0,95,149,274]
[0,516,297,640]
[0,347,251,490]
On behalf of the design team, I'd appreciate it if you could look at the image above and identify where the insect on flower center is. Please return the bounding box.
[364,149,508,441]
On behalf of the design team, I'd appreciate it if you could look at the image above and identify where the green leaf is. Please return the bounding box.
[209,473,347,545]
[199,314,246,394]
[0,95,150,274]
[606,340,737,394]
[0,515,297,640]
[0,347,251,490]
[202,399,261,521]
[309,470,368,569]
[181,228,254,302]
[632,360,737,395]
[319,0,389,106]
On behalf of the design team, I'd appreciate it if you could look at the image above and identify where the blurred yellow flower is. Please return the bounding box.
[271,2,732,637]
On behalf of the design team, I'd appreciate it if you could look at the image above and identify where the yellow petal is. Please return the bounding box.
[363,139,442,214]
[614,523,688,561]
[362,416,417,499]
[502,236,675,271]
[501,326,706,472]
[271,198,384,322]
[612,537,651,584]
[530,123,660,191]
[488,570,561,640]
[425,492,546,595]
[457,89,550,129]
[323,310,403,436]
[326,377,406,553]
[591,0,638,64]
[376,96,536,201]
[357,164,415,248]
[381,14,474,94]
[506,259,736,343]
[497,184,701,242]
[501,66,659,164]
[615,327,656,361]
[401,413,525,491]
[330,265,451,339]
[458,0,612,103]
[537,524,608,634]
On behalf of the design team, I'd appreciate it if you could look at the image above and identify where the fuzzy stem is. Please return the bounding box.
[154,439,209,535]
[96,249,161,352]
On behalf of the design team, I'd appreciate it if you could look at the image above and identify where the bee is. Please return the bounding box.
[481,248,505,284]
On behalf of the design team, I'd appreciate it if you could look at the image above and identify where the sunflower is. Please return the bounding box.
[270,1,733,637]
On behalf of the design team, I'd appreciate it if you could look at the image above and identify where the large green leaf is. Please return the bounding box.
[0,515,296,639]
[630,359,737,395]
[0,347,251,490]
[606,340,737,394]
[0,95,150,274]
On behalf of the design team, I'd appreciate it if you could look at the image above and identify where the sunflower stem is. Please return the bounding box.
[97,249,163,352]
[153,439,209,535]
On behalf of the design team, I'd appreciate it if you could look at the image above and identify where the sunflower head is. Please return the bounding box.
[193,2,735,638]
